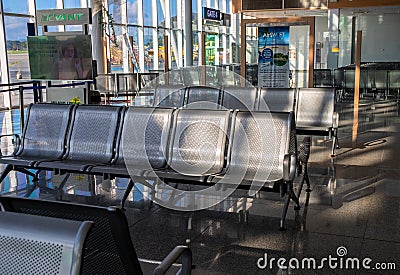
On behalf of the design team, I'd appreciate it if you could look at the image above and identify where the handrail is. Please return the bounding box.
[0,80,38,87]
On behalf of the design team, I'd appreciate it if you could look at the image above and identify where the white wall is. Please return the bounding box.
[358,14,400,62]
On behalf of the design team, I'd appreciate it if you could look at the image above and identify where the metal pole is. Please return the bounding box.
[18,86,24,134]
[184,0,193,67]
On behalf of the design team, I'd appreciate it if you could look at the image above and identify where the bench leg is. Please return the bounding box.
[0,164,13,183]
[120,179,135,210]
[300,165,311,193]
[280,193,291,231]
[331,129,339,157]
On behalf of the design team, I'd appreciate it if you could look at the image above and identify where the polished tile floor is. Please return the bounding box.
[0,96,399,274]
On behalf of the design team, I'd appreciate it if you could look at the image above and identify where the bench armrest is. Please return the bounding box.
[283,154,296,182]
[332,112,339,129]
[153,245,192,275]
[0,134,21,156]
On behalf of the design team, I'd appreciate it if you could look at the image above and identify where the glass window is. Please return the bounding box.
[127,0,138,25]
[143,28,154,71]
[170,30,180,69]
[108,0,122,24]
[128,26,140,71]
[193,32,199,66]
[4,16,31,81]
[2,0,28,14]
[143,0,153,26]
[64,0,86,8]
[158,30,165,69]
[36,0,57,10]
[192,0,198,31]
[157,0,165,28]
[170,0,178,29]
[226,0,231,13]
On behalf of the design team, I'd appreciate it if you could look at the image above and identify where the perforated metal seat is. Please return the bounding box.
[211,111,299,230]
[0,196,192,275]
[221,86,259,110]
[185,86,222,109]
[90,107,174,177]
[212,111,297,188]
[165,109,231,178]
[295,88,339,156]
[153,85,186,108]
[0,103,74,183]
[0,210,92,275]
[36,105,123,172]
[258,88,296,112]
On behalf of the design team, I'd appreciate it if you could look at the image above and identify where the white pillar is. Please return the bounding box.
[197,0,203,65]
[328,9,340,69]
[0,1,11,108]
[90,0,106,74]
[121,1,129,73]
[177,0,183,68]
[137,0,145,72]
[80,0,88,8]
[152,0,158,70]
[183,0,193,67]
[56,0,65,32]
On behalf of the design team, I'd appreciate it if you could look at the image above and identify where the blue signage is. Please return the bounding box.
[203,7,221,21]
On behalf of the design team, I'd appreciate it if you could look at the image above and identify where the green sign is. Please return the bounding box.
[36,8,91,26]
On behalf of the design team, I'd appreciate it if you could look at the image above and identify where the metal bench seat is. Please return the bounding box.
[0,103,74,183]
[258,88,296,113]
[35,105,123,173]
[221,86,259,110]
[0,210,92,275]
[210,111,299,230]
[295,87,339,156]
[0,196,192,275]
[153,84,186,107]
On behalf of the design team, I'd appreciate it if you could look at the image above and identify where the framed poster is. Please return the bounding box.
[258,26,290,88]
[28,35,92,80]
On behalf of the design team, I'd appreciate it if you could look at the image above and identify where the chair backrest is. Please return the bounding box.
[185,86,222,109]
[221,86,258,110]
[0,196,143,275]
[65,105,123,163]
[221,111,295,188]
[118,107,174,171]
[258,88,296,112]
[295,88,334,129]
[168,109,232,176]
[19,103,73,159]
[0,210,92,275]
[153,85,186,107]
[389,70,400,89]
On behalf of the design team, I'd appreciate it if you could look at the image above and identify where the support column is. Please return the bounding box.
[240,14,246,84]
[56,0,65,32]
[0,1,11,108]
[352,30,362,148]
[184,0,193,66]
[308,17,315,88]
[91,0,106,75]
[121,1,129,73]
[327,9,339,69]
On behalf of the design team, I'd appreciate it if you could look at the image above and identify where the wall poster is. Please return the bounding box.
[258,26,290,88]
